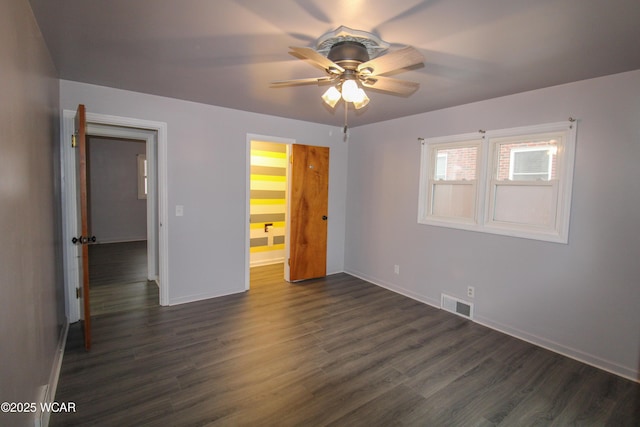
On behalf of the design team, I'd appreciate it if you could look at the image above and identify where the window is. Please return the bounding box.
[137,154,147,199]
[418,121,577,243]
[421,139,481,223]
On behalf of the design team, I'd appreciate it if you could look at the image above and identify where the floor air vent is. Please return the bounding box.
[441,294,474,320]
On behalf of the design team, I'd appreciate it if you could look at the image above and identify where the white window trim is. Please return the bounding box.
[418,134,485,230]
[418,121,577,244]
[428,141,481,225]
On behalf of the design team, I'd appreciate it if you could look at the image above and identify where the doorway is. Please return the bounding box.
[245,135,330,289]
[247,136,292,288]
[86,135,157,315]
[61,110,168,324]
[249,140,289,269]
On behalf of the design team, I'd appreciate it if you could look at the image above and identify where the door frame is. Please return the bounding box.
[61,110,170,322]
[85,124,158,281]
[245,134,295,289]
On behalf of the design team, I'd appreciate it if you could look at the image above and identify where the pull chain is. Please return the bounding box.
[343,104,349,141]
[344,104,348,134]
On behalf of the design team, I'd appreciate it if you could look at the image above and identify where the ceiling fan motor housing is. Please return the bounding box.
[328,41,370,70]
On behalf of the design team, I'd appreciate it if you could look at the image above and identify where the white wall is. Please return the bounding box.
[346,70,640,380]
[89,137,147,243]
[0,0,64,425]
[60,80,348,304]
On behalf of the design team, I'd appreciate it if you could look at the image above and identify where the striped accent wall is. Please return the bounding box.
[250,140,287,266]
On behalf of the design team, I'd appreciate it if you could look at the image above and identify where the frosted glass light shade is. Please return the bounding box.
[353,89,370,109]
[321,86,341,108]
[341,79,359,102]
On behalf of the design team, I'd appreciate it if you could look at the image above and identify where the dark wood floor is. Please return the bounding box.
[89,241,158,316]
[52,263,639,426]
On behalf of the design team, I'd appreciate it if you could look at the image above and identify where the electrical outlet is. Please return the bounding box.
[394,265,400,275]
[467,286,475,298]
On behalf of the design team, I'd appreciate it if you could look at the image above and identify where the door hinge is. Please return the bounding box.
[71,133,77,148]
[75,287,81,299]
[288,258,290,266]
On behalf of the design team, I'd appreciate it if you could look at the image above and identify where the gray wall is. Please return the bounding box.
[0,0,64,425]
[89,137,147,243]
[60,80,348,305]
[345,70,640,380]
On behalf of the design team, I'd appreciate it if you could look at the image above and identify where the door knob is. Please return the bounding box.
[71,235,96,244]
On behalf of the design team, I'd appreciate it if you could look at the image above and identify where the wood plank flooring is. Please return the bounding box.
[52,263,640,426]
[89,241,158,316]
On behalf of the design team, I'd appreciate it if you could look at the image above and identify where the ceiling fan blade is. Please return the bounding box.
[289,46,345,74]
[270,76,335,87]
[361,75,420,95]
[357,46,424,76]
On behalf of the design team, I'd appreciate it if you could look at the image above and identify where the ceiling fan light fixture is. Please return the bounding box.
[353,89,370,109]
[273,27,423,123]
[341,79,360,102]
[321,86,341,108]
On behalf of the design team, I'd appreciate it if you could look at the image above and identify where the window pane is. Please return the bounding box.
[434,146,477,180]
[513,150,549,180]
[493,184,555,226]
[143,159,148,195]
[497,139,558,181]
[432,183,475,219]
[435,153,447,180]
[137,154,147,199]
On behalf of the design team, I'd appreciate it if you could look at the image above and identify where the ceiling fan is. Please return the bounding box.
[271,27,424,119]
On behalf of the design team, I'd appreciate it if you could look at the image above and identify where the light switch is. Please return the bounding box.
[175,205,184,216]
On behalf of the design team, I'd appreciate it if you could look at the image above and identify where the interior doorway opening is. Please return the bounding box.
[86,135,158,315]
[246,135,294,289]
[61,110,168,324]
[245,134,330,290]
[249,140,289,269]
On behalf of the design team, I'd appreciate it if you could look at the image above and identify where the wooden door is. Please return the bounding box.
[75,104,92,350]
[289,144,329,281]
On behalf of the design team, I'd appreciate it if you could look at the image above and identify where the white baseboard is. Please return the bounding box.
[250,257,285,268]
[474,315,639,383]
[345,268,441,309]
[36,319,69,427]
[344,268,639,383]
[168,287,245,306]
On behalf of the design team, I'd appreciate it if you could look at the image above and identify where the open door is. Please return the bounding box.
[289,144,329,281]
[74,104,92,350]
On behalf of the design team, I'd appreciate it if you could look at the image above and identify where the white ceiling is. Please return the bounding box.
[29,0,640,127]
